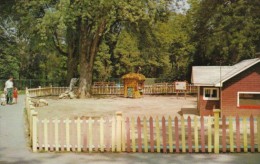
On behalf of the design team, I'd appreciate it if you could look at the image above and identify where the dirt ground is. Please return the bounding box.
[34,95,198,119]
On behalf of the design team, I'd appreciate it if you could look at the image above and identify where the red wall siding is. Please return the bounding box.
[222,62,260,116]
[198,87,220,116]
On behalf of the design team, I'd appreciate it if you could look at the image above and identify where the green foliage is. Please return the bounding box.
[113,30,142,76]
[94,42,113,81]
[1,0,259,86]
[190,0,260,65]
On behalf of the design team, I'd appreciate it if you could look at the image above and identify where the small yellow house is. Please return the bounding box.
[122,73,145,98]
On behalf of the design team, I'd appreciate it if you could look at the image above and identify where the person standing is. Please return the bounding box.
[13,87,18,104]
[5,76,14,105]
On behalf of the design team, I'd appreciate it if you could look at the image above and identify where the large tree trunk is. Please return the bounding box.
[78,19,106,98]
[66,25,80,85]
[66,48,78,85]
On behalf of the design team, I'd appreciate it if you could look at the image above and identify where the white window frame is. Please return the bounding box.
[237,92,260,107]
[203,88,219,100]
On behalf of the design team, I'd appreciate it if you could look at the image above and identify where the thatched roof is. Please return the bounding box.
[122,73,146,81]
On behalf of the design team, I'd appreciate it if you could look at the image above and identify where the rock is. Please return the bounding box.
[39,99,48,106]
[68,92,76,99]
[59,93,67,99]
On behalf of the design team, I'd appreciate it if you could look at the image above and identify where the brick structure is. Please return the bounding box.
[192,58,260,116]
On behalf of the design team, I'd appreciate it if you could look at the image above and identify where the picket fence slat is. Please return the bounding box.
[126,117,131,153]
[131,117,136,152]
[257,116,260,152]
[250,115,254,153]
[194,116,199,153]
[168,116,173,153]
[88,117,93,153]
[54,119,59,151]
[105,117,111,152]
[187,116,192,153]
[100,117,104,152]
[49,120,54,151]
[143,117,148,153]
[137,117,142,153]
[200,116,205,153]
[111,117,116,152]
[122,117,126,152]
[156,117,160,153]
[236,115,241,152]
[222,116,227,153]
[207,117,212,153]
[242,117,247,153]
[150,117,155,153]
[175,117,180,153]
[181,116,186,153]
[162,117,167,153]
[229,117,234,152]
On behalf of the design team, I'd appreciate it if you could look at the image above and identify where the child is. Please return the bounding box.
[1,93,6,106]
[13,87,18,104]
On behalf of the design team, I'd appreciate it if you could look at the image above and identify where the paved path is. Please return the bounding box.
[0,95,260,164]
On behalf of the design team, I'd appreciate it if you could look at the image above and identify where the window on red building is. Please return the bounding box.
[203,88,219,100]
[237,92,260,109]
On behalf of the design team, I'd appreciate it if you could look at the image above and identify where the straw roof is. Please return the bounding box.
[122,73,146,81]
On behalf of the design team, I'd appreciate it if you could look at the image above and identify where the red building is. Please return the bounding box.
[192,58,260,116]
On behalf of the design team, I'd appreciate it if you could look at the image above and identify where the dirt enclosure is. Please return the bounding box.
[34,95,198,119]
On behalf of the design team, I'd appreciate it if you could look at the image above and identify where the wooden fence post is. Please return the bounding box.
[213,109,220,154]
[75,117,82,152]
[42,118,49,151]
[53,118,60,151]
[116,112,122,152]
[257,116,260,152]
[32,111,38,152]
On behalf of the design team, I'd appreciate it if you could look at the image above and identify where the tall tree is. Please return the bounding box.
[189,0,260,65]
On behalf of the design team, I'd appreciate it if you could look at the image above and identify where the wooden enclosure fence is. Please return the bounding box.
[27,83,197,96]
[30,113,260,153]
[25,88,260,154]
[91,83,197,95]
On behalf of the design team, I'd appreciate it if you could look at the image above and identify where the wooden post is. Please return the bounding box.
[88,117,93,153]
[116,112,122,152]
[194,116,199,152]
[149,117,154,153]
[131,117,136,152]
[222,115,227,152]
[100,117,105,152]
[137,117,142,153]
[53,118,60,151]
[187,116,192,153]
[126,117,131,153]
[121,116,126,152]
[257,116,260,152]
[213,109,220,154]
[32,111,38,152]
[200,116,205,153]
[111,116,116,152]
[143,117,148,153]
[249,115,254,153]
[181,116,186,153]
[156,116,160,153]
[208,117,212,153]
[229,117,234,152]
[42,119,49,151]
[168,116,173,153]
[75,117,82,152]
[236,115,241,152]
[242,117,248,152]
[64,118,71,152]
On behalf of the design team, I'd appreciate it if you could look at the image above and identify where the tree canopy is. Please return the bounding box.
[0,0,259,94]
